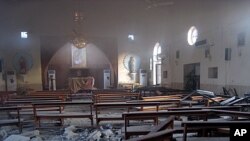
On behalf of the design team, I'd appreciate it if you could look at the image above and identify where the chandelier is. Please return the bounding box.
[72,29,87,49]
[71,0,87,49]
[72,36,87,48]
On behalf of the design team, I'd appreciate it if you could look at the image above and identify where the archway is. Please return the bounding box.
[153,42,162,85]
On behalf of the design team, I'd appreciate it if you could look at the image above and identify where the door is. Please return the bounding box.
[184,63,200,90]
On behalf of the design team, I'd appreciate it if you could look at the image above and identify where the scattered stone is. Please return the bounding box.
[46,135,63,141]
[104,124,113,129]
[30,136,43,141]
[4,135,30,141]
[102,129,114,138]
[0,126,15,132]
[87,130,102,141]
[64,125,76,132]
[63,125,79,140]
[21,130,40,138]
[0,129,8,140]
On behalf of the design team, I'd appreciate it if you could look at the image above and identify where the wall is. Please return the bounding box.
[0,33,42,91]
[164,0,250,96]
[48,42,112,89]
[2,0,250,95]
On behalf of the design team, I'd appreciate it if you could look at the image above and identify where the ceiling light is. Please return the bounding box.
[21,32,28,38]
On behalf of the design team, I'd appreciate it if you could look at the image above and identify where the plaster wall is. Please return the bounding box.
[0,32,42,91]
[165,0,250,95]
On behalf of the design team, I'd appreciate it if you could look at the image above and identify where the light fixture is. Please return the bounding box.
[71,0,87,49]
[21,32,28,38]
[72,35,87,49]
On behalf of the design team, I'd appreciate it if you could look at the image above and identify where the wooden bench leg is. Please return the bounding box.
[18,123,23,133]
[95,107,99,126]
[125,118,128,140]
[38,117,41,128]
[90,117,93,126]
[154,117,158,125]
[90,105,93,126]
[183,124,187,141]
[96,119,100,126]
[60,118,64,126]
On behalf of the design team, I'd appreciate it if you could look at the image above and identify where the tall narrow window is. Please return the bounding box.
[153,43,162,85]
[21,32,28,38]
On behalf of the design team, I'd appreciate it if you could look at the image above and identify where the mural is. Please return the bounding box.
[13,52,33,74]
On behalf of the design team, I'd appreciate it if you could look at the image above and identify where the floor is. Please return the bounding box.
[0,95,233,141]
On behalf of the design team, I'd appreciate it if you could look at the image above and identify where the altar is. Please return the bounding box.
[68,77,95,93]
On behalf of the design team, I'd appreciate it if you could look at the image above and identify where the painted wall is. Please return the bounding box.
[163,0,250,96]
[48,42,112,89]
[2,0,250,95]
[0,1,43,91]
[0,33,42,91]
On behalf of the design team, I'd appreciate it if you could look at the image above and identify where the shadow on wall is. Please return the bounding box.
[46,43,112,89]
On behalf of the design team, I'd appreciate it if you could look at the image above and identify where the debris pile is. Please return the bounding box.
[1,124,123,141]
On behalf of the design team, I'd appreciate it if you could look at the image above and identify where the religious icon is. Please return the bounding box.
[19,56,27,74]
[13,52,33,75]
[128,56,136,73]
[123,54,141,81]
[71,46,87,68]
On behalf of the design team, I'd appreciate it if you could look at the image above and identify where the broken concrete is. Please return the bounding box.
[4,135,30,141]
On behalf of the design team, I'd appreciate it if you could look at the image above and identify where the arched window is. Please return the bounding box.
[187,26,198,45]
[153,43,162,85]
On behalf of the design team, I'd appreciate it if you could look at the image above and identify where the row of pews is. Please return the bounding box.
[0,89,250,141]
[0,90,93,131]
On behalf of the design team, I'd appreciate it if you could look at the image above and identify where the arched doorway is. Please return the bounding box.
[153,43,162,85]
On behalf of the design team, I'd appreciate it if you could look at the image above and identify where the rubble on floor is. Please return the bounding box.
[45,124,122,141]
[1,124,122,141]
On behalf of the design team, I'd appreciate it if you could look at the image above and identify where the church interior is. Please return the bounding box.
[1,0,250,141]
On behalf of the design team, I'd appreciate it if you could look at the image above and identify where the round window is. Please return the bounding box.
[187,26,198,45]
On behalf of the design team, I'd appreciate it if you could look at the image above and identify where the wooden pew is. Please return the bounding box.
[140,95,183,111]
[0,106,23,133]
[3,99,63,127]
[32,101,93,128]
[123,110,211,139]
[95,102,160,125]
[135,86,190,97]
[35,90,70,93]
[167,105,242,111]
[0,91,16,105]
[5,100,62,115]
[95,101,180,125]
[124,116,175,140]
[28,90,70,101]
[212,109,250,119]
[127,99,181,111]
[7,92,67,102]
[167,105,242,121]
[142,95,183,101]
[141,91,213,107]
[123,108,250,140]
[92,89,130,94]
[94,92,140,103]
[7,97,63,101]
[126,129,176,141]
[180,91,222,107]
